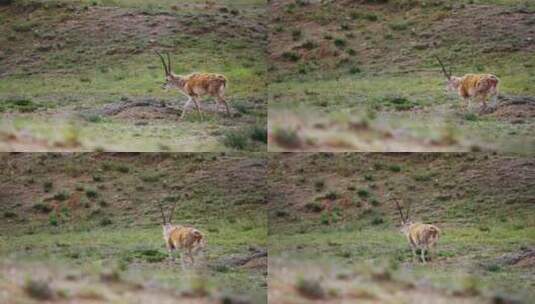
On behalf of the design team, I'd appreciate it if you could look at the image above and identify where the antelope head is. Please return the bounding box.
[434,56,460,92]
[155,51,185,91]
[394,199,413,234]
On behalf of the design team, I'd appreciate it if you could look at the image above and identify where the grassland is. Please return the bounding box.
[268,0,535,152]
[0,153,267,303]
[268,153,535,303]
[0,0,267,151]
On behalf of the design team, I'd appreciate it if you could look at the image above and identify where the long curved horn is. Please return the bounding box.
[157,201,167,224]
[155,51,169,76]
[166,53,172,74]
[394,199,406,223]
[167,201,177,223]
[434,55,451,80]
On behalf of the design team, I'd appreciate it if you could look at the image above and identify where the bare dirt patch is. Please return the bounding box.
[480,95,535,122]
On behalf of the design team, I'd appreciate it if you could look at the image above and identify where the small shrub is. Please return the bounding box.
[43,181,53,193]
[99,217,113,226]
[33,203,52,213]
[364,13,378,21]
[140,172,161,183]
[324,190,339,200]
[388,164,401,172]
[304,202,323,212]
[222,129,249,150]
[282,51,300,62]
[389,20,410,31]
[275,210,289,217]
[291,29,302,41]
[314,179,325,191]
[49,213,58,226]
[370,198,380,206]
[364,174,374,181]
[464,113,478,121]
[85,188,98,199]
[272,128,301,148]
[357,189,369,198]
[371,216,384,225]
[92,175,103,182]
[320,212,330,225]
[301,40,317,50]
[3,211,17,218]
[24,279,53,300]
[485,264,501,272]
[53,190,70,201]
[334,38,346,48]
[295,277,325,299]
[250,124,267,143]
[349,66,361,74]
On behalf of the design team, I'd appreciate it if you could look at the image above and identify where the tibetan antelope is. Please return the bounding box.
[395,200,441,264]
[158,201,206,268]
[155,51,230,119]
[435,56,500,111]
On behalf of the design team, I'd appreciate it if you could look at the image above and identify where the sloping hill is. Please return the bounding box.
[0,0,267,151]
[0,153,268,303]
[268,153,535,302]
[268,0,535,151]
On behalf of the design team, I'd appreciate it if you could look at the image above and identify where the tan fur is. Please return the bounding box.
[156,51,230,119]
[395,199,441,264]
[448,74,500,109]
[401,222,441,264]
[162,223,206,267]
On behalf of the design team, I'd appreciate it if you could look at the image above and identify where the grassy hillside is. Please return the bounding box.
[0,153,267,303]
[268,153,535,302]
[268,0,535,152]
[0,0,267,151]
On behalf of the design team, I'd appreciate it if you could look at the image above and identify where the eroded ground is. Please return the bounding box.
[0,0,267,151]
[0,153,268,303]
[268,0,535,152]
[268,153,535,303]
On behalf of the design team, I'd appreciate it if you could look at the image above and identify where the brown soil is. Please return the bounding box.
[0,3,265,76]
[269,1,535,70]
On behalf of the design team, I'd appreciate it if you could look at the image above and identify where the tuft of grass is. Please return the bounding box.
[49,213,58,226]
[357,189,369,198]
[3,211,17,218]
[282,51,301,62]
[388,164,401,172]
[304,202,323,213]
[53,190,70,201]
[272,128,301,149]
[85,188,98,199]
[222,129,249,150]
[295,277,325,299]
[324,190,339,200]
[24,279,53,300]
[314,179,325,191]
[33,202,52,213]
[43,181,53,193]
[250,124,267,143]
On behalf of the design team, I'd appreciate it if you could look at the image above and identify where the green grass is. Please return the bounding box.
[0,0,266,152]
[268,0,535,151]
[0,153,267,302]
[269,224,534,301]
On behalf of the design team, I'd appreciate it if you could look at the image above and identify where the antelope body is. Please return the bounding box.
[395,200,441,264]
[435,56,500,110]
[159,202,206,267]
[155,51,230,119]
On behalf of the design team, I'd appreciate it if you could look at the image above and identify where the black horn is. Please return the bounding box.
[155,50,169,76]
[166,52,172,74]
[434,55,451,80]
